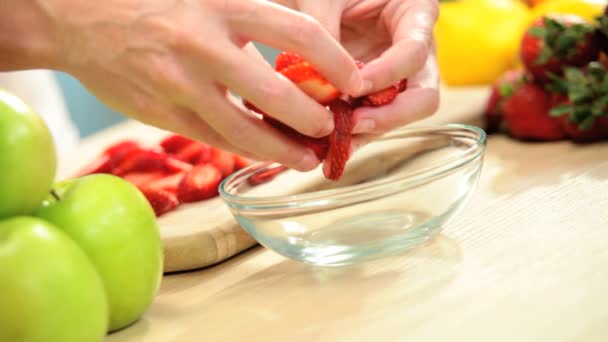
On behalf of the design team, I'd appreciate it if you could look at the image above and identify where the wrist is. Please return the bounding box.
[0,0,62,71]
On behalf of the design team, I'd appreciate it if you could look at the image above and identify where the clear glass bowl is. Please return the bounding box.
[219,124,486,266]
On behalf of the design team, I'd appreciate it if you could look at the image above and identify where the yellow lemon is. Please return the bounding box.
[529,0,607,23]
[436,0,530,85]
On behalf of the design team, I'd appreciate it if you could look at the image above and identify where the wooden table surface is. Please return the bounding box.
[64,87,608,341]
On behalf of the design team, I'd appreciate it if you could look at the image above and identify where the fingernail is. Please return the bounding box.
[353,119,375,134]
[323,116,335,135]
[349,70,364,95]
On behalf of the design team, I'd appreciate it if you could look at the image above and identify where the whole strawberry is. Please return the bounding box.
[484,68,528,133]
[502,80,565,141]
[548,62,608,141]
[520,14,599,83]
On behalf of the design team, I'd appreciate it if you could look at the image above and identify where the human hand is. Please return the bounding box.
[274,0,440,137]
[42,0,364,171]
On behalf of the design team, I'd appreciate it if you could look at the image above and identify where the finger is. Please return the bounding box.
[195,88,322,172]
[357,0,439,94]
[294,0,347,39]
[352,49,440,134]
[242,42,273,68]
[209,45,335,138]
[223,0,362,95]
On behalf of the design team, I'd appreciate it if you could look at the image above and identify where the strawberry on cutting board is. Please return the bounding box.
[521,14,599,83]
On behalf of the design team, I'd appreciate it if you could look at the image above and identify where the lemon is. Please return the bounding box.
[435,0,530,85]
[529,0,607,23]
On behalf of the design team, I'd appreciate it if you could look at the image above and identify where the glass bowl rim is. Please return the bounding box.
[219,123,486,208]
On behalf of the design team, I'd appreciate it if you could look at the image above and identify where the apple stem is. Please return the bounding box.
[50,189,60,201]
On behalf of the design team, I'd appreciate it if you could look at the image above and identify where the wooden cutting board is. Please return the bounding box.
[57,85,490,273]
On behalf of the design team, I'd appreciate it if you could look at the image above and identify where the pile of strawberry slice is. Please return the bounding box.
[244,51,407,180]
[74,134,253,217]
[484,10,608,142]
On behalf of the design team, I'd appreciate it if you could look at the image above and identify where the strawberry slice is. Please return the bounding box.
[209,148,235,177]
[164,157,193,173]
[174,142,212,164]
[123,171,166,188]
[275,51,304,71]
[139,187,179,217]
[324,99,354,180]
[279,62,340,104]
[249,165,289,185]
[113,150,169,175]
[362,85,400,107]
[145,172,186,193]
[74,140,142,177]
[177,164,223,203]
[159,134,196,154]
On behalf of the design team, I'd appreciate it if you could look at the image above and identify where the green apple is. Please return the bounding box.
[0,89,56,219]
[0,216,108,341]
[36,174,163,332]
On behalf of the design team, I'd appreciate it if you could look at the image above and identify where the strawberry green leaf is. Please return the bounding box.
[549,104,571,117]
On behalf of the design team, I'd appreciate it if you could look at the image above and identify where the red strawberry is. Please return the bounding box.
[249,165,289,185]
[263,115,329,160]
[145,172,186,193]
[174,142,212,164]
[502,82,565,141]
[362,85,399,107]
[279,62,340,104]
[548,62,608,141]
[164,157,193,173]
[140,187,179,217]
[74,140,142,177]
[521,14,599,83]
[113,150,169,175]
[275,51,304,71]
[324,99,354,180]
[484,68,527,133]
[123,171,166,188]
[159,134,196,154]
[177,164,223,203]
[209,147,235,177]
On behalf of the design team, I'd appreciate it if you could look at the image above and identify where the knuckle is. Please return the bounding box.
[287,15,324,47]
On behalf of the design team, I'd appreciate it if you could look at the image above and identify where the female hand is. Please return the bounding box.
[32,0,365,171]
[274,0,440,136]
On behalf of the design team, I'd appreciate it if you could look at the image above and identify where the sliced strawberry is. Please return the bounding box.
[249,165,289,185]
[73,154,111,177]
[209,148,235,177]
[362,85,399,107]
[123,171,166,188]
[324,99,354,180]
[159,134,196,154]
[113,150,168,175]
[177,164,223,203]
[397,79,408,92]
[279,62,340,104]
[103,140,141,156]
[145,172,186,193]
[140,187,179,217]
[164,157,193,173]
[275,51,304,71]
[174,142,212,164]
[263,115,329,160]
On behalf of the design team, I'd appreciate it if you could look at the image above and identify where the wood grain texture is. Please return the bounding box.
[59,85,489,273]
